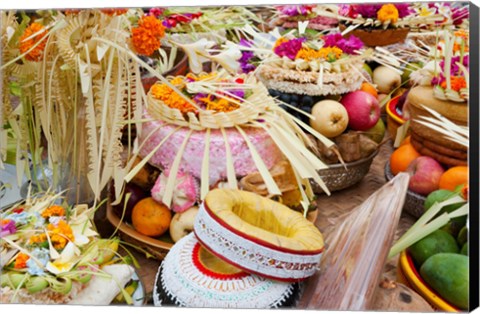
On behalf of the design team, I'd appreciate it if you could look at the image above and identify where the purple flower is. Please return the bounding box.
[452,7,469,25]
[279,5,314,17]
[394,4,413,18]
[239,39,253,48]
[227,89,245,100]
[0,220,16,237]
[323,33,343,47]
[354,4,382,18]
[339,4,358,18]
[338,35,364,54]
[274,38,305,60]
[431,74,445,86]
[239,51,256,74]
[462,55,469,68]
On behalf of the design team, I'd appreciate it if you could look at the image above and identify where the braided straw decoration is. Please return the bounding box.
[146,74,275,130]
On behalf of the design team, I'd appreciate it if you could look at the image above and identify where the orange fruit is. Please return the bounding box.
[390,143,421,175]
[132,197,172,237]
[438,166,469,191]
[400,135,411,146]
[360,82,378,98]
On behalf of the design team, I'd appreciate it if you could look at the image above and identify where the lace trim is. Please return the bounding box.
[153,233,296,308]
[194,203,322,281]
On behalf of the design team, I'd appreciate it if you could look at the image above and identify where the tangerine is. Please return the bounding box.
[390,143,421,175]
[132,197,172,237]
[438,166,469,192]
[400,135,411,146]
[360,82,378,98]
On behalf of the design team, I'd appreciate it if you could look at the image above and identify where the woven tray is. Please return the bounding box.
[311,150,379,194]
[384,160,426,218]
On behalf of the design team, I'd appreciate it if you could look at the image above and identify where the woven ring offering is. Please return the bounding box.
[153,233,299,308]
[193,189,324,282]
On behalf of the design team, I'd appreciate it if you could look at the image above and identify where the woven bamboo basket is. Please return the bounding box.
[311,150,378,194]
[384,160,426,218]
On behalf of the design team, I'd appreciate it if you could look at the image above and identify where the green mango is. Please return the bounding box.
[457,226,468,247]
[420,253,469,310]
[424,190,467,236]
[461,243,468,256]
[408,230,459,267]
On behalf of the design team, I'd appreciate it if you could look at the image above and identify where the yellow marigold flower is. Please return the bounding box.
[296,47,343,62]
[41,205,66,219]
[14,253,30,269]
[47,220,75,250]
[19,22,48,62]
[201,96,239,112]
[29,233,47,244]
[377,4,399,23]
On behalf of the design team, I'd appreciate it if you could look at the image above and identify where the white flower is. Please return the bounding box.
[209,43,242,74]
[45,242,77,275]
[175,38,215,74]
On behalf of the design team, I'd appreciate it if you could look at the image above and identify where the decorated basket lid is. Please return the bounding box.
[194,189,324,282]
[153,233,299,308]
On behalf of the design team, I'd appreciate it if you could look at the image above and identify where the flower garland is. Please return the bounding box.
[19,22,48,62]
[131,15,166,56]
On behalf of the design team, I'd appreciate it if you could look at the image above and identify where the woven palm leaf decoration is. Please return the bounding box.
[124,67,337,214]
[1,9,145,204]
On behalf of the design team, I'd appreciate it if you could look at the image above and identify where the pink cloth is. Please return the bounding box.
[139,117,284,186]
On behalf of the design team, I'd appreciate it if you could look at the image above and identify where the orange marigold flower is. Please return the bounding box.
[19,22,48,62]
[100,8,129,16]
[150,83,197,114]
[441,76,467,92]
[131,27,161,56]
[41,205,66,219]
[47,220,75,250]
[131,16,165,56]
[14,253,30,269]
[377,4,399,23]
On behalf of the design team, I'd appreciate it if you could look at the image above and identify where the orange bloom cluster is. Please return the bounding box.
[100,8,129,16]
[14,253,30,269]
[377,4,399,23]
[441,76,467,92]
[151,81,197,114]
[19,22,48,62]
[29,233,47,244]
[200,95,239,113]
[47,220,75,250]
[131,16,166,56]
[296,47,343,62]
[41,205,66,219]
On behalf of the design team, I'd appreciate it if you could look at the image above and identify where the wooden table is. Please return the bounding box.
[95,136,417,305]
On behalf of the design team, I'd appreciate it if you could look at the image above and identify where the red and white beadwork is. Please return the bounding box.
[194,203,323,282]
[153,233,297,308]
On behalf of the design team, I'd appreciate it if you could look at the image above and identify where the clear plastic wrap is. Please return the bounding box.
[299,173,410,311]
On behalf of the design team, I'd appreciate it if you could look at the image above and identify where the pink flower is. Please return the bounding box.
[394,4,413,18]
[0,219,16,237]
[148,7,164,17]
[354,4,382,18]
[274,38,306,60]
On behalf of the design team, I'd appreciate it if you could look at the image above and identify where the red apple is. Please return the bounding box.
[407,156,445,196]
[340,91,380,131]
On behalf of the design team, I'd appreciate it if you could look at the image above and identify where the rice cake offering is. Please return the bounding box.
[154,233,299,308]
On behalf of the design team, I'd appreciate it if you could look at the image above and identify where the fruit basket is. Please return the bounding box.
[384,160,426,218]
[397,250,460,312]
[311,150,378,194]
